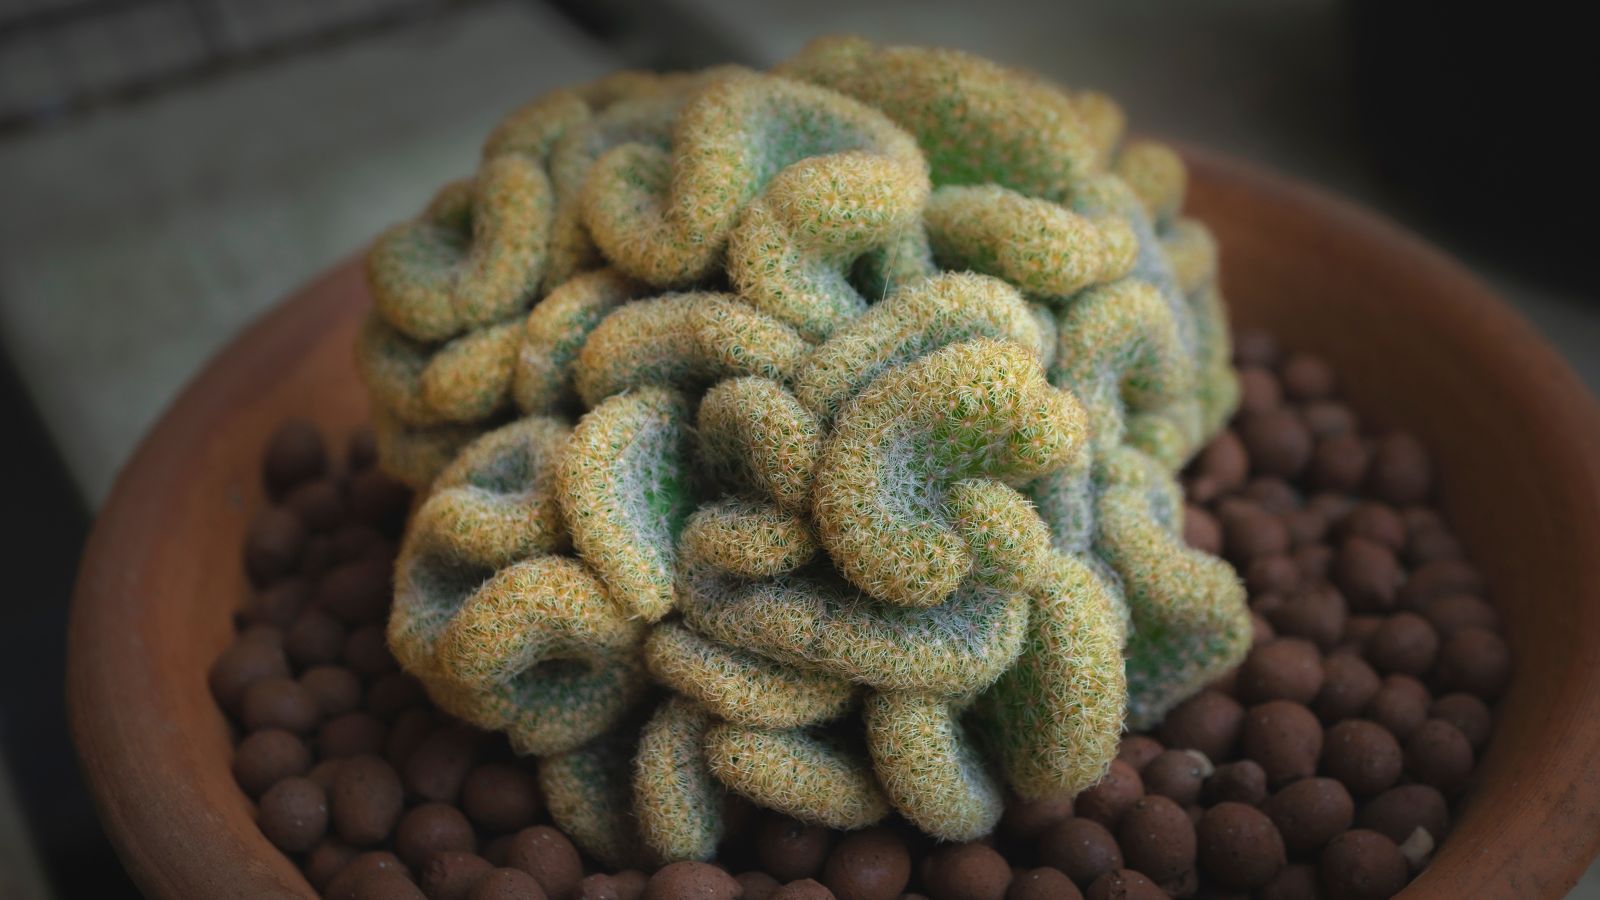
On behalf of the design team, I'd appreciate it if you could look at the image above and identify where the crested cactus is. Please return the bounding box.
[361,38,1248,863]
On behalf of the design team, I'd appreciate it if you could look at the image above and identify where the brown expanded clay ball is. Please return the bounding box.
[308,759,343,792]
[1238,408,1313,478]
[472,868,552,900]
[1241,701,1323,787]
[245,579,311,629]
[1238,638,1324,705]
[1085,869,1166,900]
[1184,503,1223,554]
[1251,612,1286,651]
[1268,585,1347,652]
[424,852,498,900]
[581,872,649,900]
[1196,802,1286,890]
[246,506,307,585]
[1283,506,1329,547]
[1039,818,1122,887]
[463,763,543,834]
[1202,760,1267,807]
[367,671,428,719]
[319,558,393,625]
[1258,863,1318,900]
[1337,503,1405,551]
[1246,554,1301,596]
[301,536,337,581]
[1338,615,1383,657]
[926,843,1011,900]
[396,802,476,869]
[1364,613,1439,677]
[1405,524,1462,567]
[1005,868,1080,900]
[1436,627,1511,699]
[258,775,328,853]
[1314,654,1381,723]
[302,664,363,719]
[1116,795,1196,890]
[1358,784,1449,846]
[772,880,836,900]
[348,468,413,534]
[735,872,782,900]
[1366,433,1432,506]
[1141,749,1213,806]
[286,608,347,668]
[1403,719,1475,795]
[387,708,437,771]
[233,728,310,796]
[1399,559,1483,611]
[506,826,584,900]
[320,712,389,759]
[332,754,404,846]
[1334,537,1404,612]
[327,523,393,566]
[236,623,284,653]
[346,623,399,677]
[1422,593,1499,638]
[822,828,910,900]
[1243,477,1299,516]
[286,479,346,533]
[355,871,428,900]
[307,839,361,891]
[1364,675,1431,741]
[1280,352,1335,400]
[1073,759,1144,828]
[1117,735,1166,771]
[1000,793,1074,842]
[1293,544,1335,584]
[1302,401,1356,438]
[211,632,291,712]
[1234,328,1280,367]
[1192,430,1249,495]
[1262,777,1353,855]
[645,862,740,900]
[348,427,379,470]
[1320,830,1407,900]
[1308,432,1370,493]
[406,724,483,803]
[1429,693,1492,750]
[1236,367,1283,415]
[324,851,410,900]
[241,674,320,734]
[265,419,328,496]
[1322,720,1402,796]
[759,816,834,882]
[1220,501,1290,565]
[1159,690,1243,762]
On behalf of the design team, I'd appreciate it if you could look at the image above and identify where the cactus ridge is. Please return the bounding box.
[359,37,1251,860]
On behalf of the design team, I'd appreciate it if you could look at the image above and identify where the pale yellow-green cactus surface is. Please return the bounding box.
[358,37,1248,861]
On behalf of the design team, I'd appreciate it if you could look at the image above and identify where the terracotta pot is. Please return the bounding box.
[67,149,1600,898]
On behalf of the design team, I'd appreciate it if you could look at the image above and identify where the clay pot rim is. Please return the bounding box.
[66,148,1600,898]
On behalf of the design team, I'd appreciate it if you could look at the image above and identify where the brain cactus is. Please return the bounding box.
[365,36,1250,865]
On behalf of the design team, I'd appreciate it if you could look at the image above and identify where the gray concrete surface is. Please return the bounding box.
[0,0,620,503]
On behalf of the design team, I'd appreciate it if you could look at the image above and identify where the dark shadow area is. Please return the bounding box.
[0,352,138,897]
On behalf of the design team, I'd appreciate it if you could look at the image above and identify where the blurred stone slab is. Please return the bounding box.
[0,1,618,504]
[0,759,50,899]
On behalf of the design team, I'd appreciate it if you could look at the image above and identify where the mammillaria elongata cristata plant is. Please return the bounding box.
[364,36,1250,866]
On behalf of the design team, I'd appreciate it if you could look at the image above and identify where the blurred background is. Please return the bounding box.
[0,0,1589,895]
